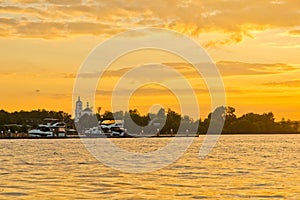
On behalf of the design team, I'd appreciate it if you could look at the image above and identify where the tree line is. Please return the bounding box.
[93,106,300,134]
[0,109,72,132]
[0,107,299,134]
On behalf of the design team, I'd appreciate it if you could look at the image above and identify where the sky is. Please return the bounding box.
[0,0,300,120]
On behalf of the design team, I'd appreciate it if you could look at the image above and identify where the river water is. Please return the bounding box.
[0,135,299,199]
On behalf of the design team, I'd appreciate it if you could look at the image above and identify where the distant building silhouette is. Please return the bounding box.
[82,102,93,116]
[75,96,82,122]
[75,96,93,122]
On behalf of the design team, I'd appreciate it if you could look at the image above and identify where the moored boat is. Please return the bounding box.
[28,125,53,137]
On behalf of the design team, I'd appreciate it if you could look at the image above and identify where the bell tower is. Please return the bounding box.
[75,96,82,122]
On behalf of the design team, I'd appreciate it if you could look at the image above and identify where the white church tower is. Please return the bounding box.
[75,96,82,122]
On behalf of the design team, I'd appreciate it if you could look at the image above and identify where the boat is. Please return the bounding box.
[100,119,126,137]
[51,122,67,137]
[28,125,53,137]
[28,118,67,137]
[84,126,105,136]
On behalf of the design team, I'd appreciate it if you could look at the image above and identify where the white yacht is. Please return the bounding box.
[28,125,53,137]
[28,119,67,137]
[100,120,126,137]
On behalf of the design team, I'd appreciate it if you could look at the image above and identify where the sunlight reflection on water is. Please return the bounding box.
[0,135,299,199]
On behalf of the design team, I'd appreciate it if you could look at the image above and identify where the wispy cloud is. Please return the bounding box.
[95,85,288,98]
[0,72,17,77]
[216,61,299,76]
[62,61,299,81]
[163,61,299,77]
[289,29,300,35]
[263,79,300,87]
[97,87,209,97]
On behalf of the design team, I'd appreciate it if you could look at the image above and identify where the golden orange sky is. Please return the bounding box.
[0,0,300,120]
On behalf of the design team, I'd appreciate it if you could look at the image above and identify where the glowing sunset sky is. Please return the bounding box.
[0,0,300,120]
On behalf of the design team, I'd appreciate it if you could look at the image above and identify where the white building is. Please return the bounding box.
[75,96,82,122]
[75,96,93,122]
[82,102,93,116]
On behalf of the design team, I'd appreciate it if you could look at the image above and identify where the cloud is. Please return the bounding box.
[289,29,300,35]
[0,72,16,77]
[0,0,299,44]
[63,68,132,79]
[44,0,82,5]
[96,85,286,98]
[96,87,208,97]
[0,17,18,26]
[77,72,101,79]
[63,73,76,79]
[202,33,245,48]
[263,79,300,87]
[13,21,118,38]
[163,61,299,77]
[63,61,299,81]
[216,61,299,76]
[48,93,70,99]
[15,21,67,38]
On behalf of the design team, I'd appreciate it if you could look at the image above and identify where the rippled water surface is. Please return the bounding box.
[0,135,299,199]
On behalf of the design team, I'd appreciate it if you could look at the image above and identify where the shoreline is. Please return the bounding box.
[0,132,299,139]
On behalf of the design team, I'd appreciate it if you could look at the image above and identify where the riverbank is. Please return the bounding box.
[0,132,299,139]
